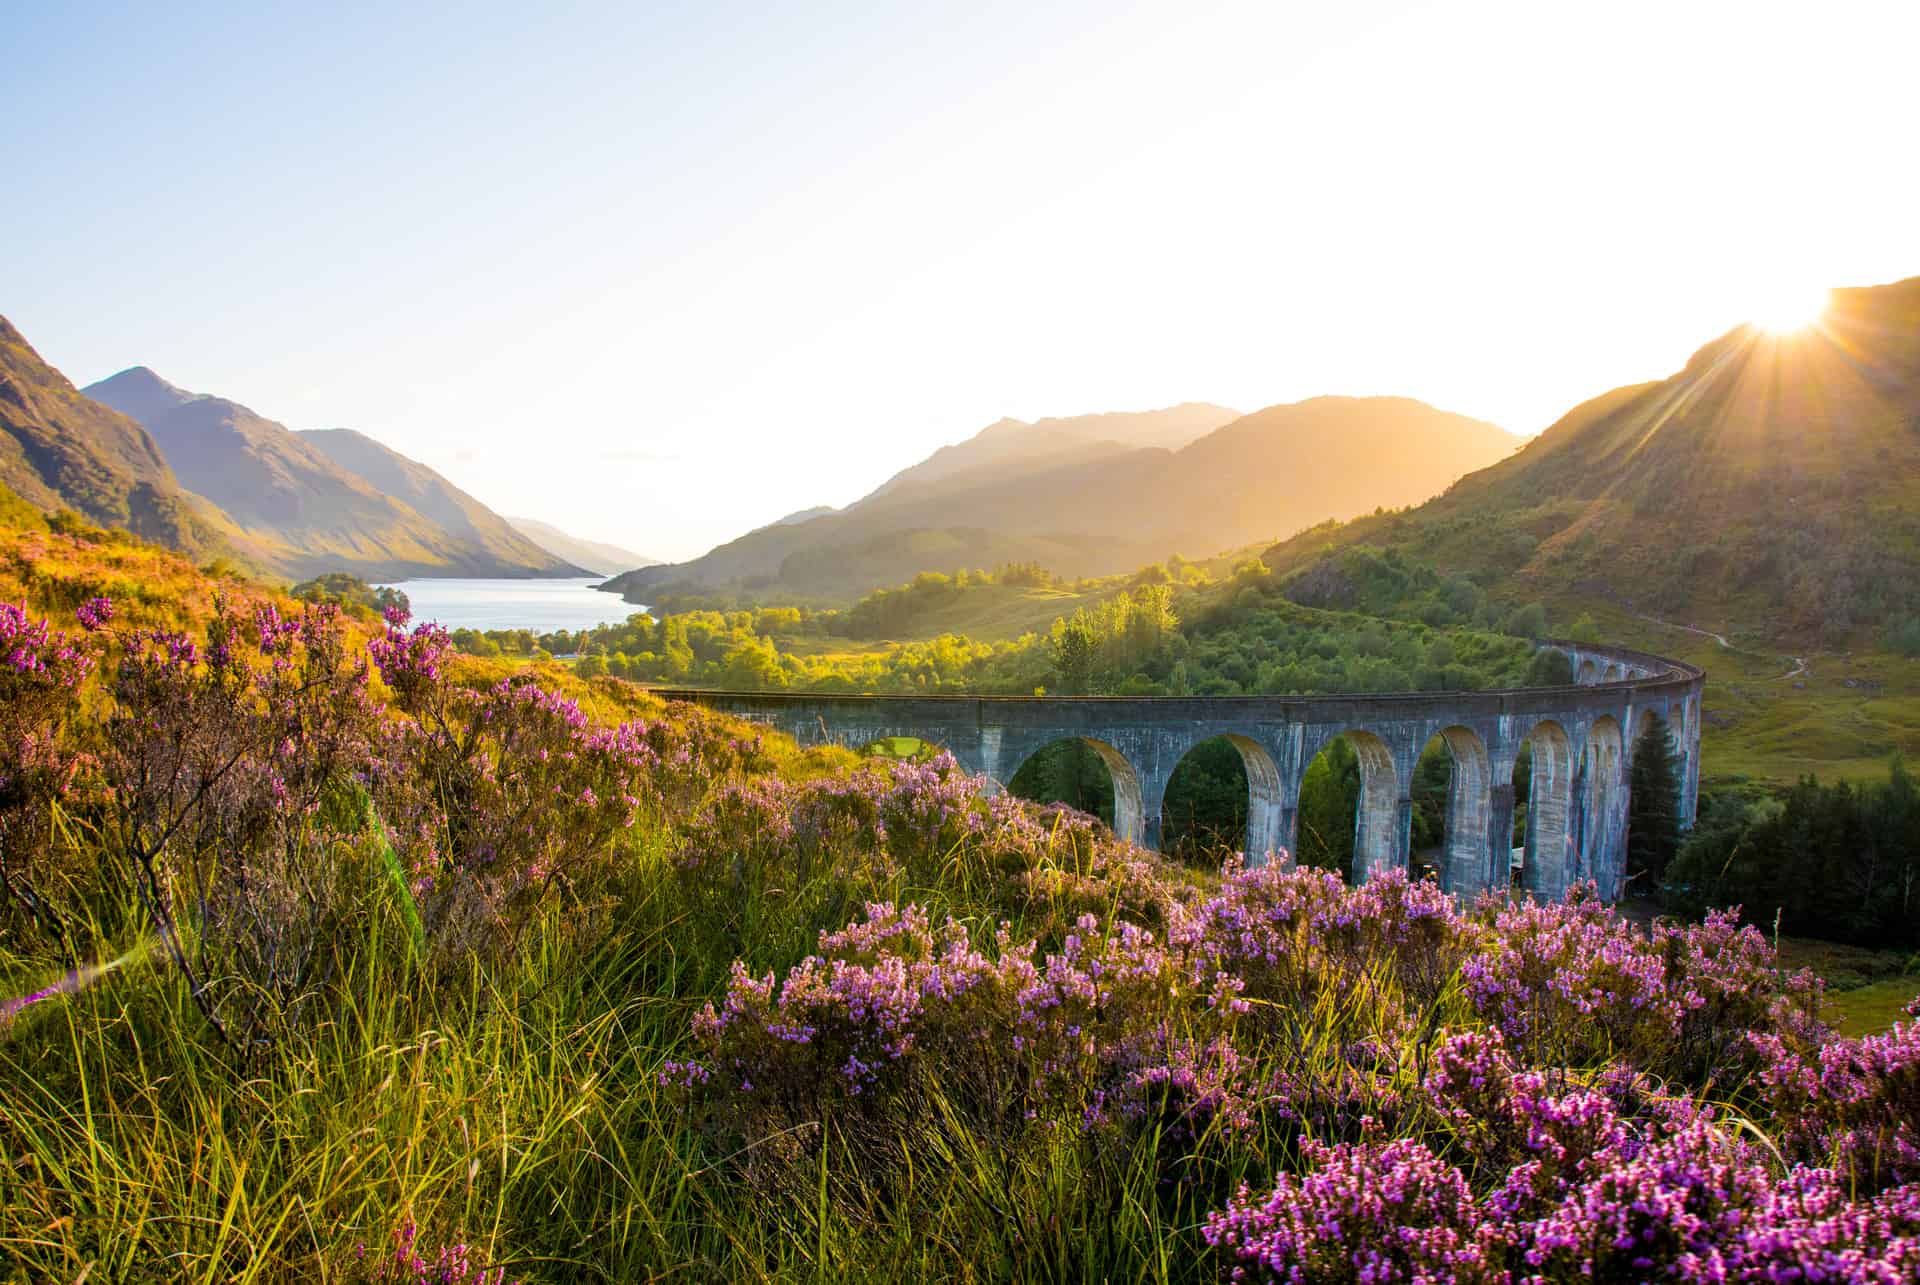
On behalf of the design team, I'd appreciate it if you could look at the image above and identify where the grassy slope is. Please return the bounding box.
[1,514,1914,1282]
[0,320,227,560]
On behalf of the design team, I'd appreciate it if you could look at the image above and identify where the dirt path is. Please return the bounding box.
[1636,611,1810,681]
[1634,612,1731,649]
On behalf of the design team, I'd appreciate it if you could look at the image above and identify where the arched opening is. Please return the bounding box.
[1412,726,1493,896]
[1518,720,1575,902]
[1007,738,1145,844]
[1576,659,1601,685]
[859,735,943,763]
[1297,731,1399,884]
[1161,734,1283,863]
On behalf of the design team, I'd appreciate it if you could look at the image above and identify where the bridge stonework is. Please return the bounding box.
[655,641,1703,903]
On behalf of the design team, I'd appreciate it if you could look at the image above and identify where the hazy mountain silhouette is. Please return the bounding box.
[743,505,841,534]
[0,320,225,554]
[85,368,579,581]
[856,403,1240,507]
[604,398,1516,602]
[506,516,657,576]
[1257,276,1920,641]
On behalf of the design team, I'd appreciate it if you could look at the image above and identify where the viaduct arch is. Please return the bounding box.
[655,641,1704,903]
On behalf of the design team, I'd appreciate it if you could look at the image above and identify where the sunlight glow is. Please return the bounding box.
[1748,284,1831,335]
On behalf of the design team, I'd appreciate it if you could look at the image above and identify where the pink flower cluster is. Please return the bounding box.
[0,600,94,687]
[1206,1028,1920,1282]
[368,617,451,711]
[363,1220,514,1285]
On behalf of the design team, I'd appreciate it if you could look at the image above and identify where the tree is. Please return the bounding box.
[1009,740,1114,828]
[1627,712,1682,887]
[1502,602,1549,638]
[1297,736,1360,876]
[1049,616,1098,695]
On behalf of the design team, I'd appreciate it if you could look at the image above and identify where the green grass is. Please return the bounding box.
[1773,935,1920,1037]
[1826,978,1920,1038]
[1533,599,1920,786]
[0,830,1301,1282]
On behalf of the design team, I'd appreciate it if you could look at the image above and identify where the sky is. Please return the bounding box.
[4,0,1918,562]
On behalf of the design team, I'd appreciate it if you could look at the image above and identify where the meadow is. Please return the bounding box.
[1,525,1917,1282]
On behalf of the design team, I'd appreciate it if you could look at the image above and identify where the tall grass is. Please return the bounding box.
[0,813,1333,1282]
[1,549,1915,1281]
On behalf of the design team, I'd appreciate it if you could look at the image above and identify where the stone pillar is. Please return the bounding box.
[1568,751,1592,885]
[1485,782,1516,895]
[1393,795,1415,877]
[1358,796,1415,883]
[1140,766,1170,854]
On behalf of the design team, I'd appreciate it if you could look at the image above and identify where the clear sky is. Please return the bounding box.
[5,0,1917,561]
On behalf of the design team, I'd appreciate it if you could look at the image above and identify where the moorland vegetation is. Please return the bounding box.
[4,520,1920,1281]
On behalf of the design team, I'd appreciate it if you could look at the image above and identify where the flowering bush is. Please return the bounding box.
[1204,1137,1507,1284]
[1460,887,1825,1085]
[6,560,1920,1279]
[0,599,99,941]
[359,1221,514,1285]
[1209,1090,1920,1282]
[1753,1016,1920,1194]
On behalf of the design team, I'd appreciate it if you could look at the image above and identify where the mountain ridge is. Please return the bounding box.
[603,397,1516,604]
[1256,276,1920,644]
[84,367,581,581]
[507,516,658,576]
[0,321,227,556]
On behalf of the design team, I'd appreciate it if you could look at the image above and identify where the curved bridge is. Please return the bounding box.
[655,641,1703,902]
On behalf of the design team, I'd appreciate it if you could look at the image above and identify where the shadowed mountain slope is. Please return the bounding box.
[84,368,579,581]
[1256,276,1920,643]
[603,397,1516,604]
[0,319,225,555]
[299,428,585,573]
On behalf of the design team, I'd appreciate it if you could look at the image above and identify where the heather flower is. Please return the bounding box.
[368,619,450,711]
[75,596,112,631]
[1203,1138,1506,1283]
[368,1219,515,1285]
[1753,1016,1920,1192]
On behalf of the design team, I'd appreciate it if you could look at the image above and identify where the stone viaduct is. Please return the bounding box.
[655,641,1703,903]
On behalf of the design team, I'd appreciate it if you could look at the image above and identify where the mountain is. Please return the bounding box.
[761,505,839,529]
[603,397,1517,604]
[297,428,586,573]
[507,516,657,576]
[84,368,580,581]
[0,319,224,554]
[856,403,1240,506]
[1255,276,1920,644]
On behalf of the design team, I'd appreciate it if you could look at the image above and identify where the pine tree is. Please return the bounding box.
[1628,712,1682,886]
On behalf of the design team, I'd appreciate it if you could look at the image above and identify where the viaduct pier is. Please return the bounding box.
[655,642,1703,903]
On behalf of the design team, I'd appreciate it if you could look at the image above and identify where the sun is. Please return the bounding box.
[1748,284,1830,335]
